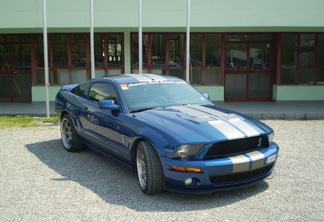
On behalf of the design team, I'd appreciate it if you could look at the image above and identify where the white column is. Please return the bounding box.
[42,0,50,117]
[186,0,191,82]
[138,0,142,74]
[90,0,95,79]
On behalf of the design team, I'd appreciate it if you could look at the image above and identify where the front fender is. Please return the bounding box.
[129,125,183,169]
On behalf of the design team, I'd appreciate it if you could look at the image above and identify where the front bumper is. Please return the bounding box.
[161,143,279,194]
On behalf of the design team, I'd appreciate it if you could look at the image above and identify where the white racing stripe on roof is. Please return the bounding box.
[192,105,261,137]
[124,74,152,82]
[144,74,168,81]
[174,106,245,140]
[124,74,168,82]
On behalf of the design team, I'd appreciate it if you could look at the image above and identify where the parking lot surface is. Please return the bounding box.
[1,120,323,222]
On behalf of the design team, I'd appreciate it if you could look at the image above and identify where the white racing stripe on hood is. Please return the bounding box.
[174,106,245,139]
[191,105,261,137]
[209,120,245,140]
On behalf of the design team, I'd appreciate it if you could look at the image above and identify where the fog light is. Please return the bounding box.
[185,178,193,186]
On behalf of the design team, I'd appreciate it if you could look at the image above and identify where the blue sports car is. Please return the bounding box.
[55,74,279,194]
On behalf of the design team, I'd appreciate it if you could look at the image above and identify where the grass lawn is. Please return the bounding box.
[0,115,59,129]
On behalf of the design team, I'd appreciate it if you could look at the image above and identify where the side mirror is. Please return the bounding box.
[202,93,210,100]
[98,100,120,110]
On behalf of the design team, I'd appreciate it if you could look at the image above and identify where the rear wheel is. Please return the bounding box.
[61,114,85,152]
[136,141,164,195]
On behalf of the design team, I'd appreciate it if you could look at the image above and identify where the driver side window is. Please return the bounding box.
[88,83,118,104]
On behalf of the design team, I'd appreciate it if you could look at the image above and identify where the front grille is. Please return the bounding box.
[204,135,269,159]
[209,164,273,184]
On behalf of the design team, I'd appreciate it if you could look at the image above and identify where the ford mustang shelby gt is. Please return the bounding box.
[55,74,279,194]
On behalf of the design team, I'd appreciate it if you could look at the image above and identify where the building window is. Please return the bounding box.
[131,33,221,85]
[107,34,123,68]
[35,33,124,85]
[52,35,68,67]
[280,33,323,85]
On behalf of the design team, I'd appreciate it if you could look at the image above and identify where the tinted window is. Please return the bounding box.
[73,82,87,97]
[88,83,117,103]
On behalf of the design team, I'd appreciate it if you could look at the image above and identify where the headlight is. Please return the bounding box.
[268,132,274,143]
[173,144,204,159]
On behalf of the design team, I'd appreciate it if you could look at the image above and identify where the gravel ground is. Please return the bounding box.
[0,121,323,222]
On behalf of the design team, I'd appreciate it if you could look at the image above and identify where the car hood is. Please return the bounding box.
[135,104,270,143]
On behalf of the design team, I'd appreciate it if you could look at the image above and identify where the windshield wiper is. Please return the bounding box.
[130,107,158,113]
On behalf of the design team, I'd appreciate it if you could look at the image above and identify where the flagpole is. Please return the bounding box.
[90,0,95,79]
[138,0,142,74]
[186,0,190,82]
[42,0,50,117]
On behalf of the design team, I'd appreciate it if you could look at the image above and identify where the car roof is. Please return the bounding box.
[97,74,184,85]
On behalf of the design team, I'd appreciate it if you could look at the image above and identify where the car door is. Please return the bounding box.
[79,82,130,162]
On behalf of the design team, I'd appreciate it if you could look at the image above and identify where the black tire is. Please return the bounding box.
[60,114,85,152]
[136,141,164,195]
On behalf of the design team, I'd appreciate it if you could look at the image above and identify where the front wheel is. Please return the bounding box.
[61,114,85,152]
[136,141,164,195]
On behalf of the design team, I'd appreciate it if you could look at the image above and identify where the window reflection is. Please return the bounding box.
[319,35,324,67]
[131,33,221,85]
[0,45,9,71]
[206,34,221,67]
[52,35,68,67]
[94,34,104,67]
[300,34,315,67]
[36,35,44,67]
[108,34,122,67]
[35,33,124,85]
[132,34,148,67]
[169,34,184,67]
[11,44,31,71]
[190,34,203,67]
[151,35,166,67]
[226,43,247,70]
[71,35,86,67]
[281,34,297,67]
[249,43,270,70]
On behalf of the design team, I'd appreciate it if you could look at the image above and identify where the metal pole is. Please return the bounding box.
[42,0,50,117]
[186,0,190,82]
[138,0,142,74]
[90,0,95,79]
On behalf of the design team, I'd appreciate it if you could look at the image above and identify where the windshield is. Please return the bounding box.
[119,81,212,112]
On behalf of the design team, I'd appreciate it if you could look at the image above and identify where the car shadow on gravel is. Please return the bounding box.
[26,139,269,212]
